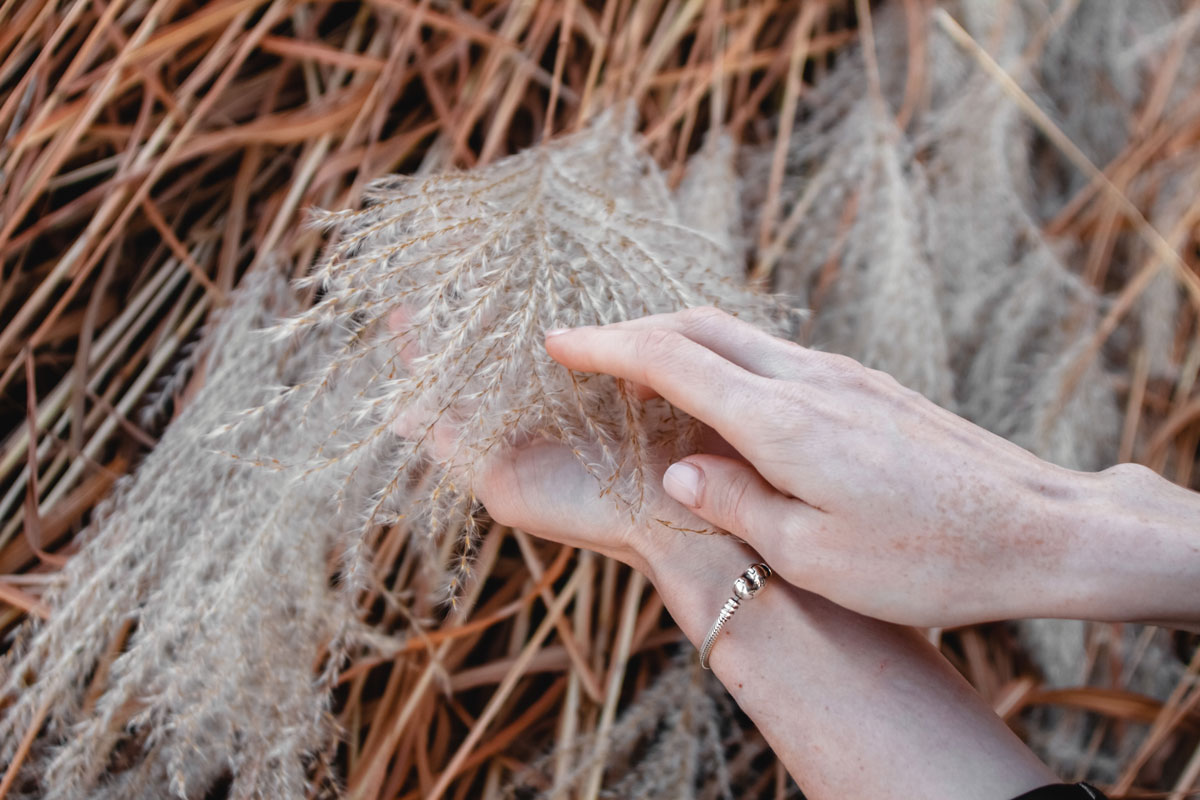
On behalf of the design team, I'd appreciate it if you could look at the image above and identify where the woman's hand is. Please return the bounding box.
[464,387,1060,800]
[543,307,1200,629]
[467,436,703,575]
[460,385,1061,798]
[386,308,735,578]
[413,308,1062,798]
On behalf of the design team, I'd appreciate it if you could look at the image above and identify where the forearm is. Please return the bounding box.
[641,533,1057,800]
[1056,464,1200,628]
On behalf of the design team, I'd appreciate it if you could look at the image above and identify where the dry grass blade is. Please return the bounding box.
[2,1,1199,798]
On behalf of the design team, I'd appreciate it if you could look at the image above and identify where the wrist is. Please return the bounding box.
[1065,464,1200,624]
[958,459,1104,623]
[641,526,1058,799]
[634,526,761,645]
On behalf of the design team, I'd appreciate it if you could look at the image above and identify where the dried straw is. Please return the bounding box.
[2,1,1199,797]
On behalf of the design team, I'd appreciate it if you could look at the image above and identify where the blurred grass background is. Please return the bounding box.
[2,0,1199,797]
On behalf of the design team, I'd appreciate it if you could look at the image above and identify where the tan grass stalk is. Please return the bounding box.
[3,1,1200,797]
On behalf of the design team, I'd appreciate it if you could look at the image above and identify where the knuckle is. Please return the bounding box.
[680,305,730,329]
[865,366,920,402]
[1102,462,1155,485]
[720,474,755,528]
[864,365,897,387]
[726,378,791,442]
[760,512,812,578]
[777,508,813,545]
[782,514,841,576]
[825,352,866,378]
[864,366,918,398]
[778,337,815,364]
[808,351,868,388]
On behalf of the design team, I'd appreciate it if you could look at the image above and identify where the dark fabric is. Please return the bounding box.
[1011,783,1107,800]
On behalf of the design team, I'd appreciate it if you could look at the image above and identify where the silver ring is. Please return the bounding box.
[699,562,772,670]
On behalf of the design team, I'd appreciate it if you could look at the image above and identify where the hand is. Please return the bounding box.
[472,432,1061,800]
[421,309,1060,799]
[385,308,738,578]
[458,369,1059,800]
[543,307,1180,629]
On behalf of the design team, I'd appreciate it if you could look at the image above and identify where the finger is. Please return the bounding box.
[667,455,830,589]
[545,326,766,451]
[661,454,788,534]
[473,439,628,557]
[602,307,804,379]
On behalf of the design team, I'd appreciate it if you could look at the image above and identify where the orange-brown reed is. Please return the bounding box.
[1,1,1198,797]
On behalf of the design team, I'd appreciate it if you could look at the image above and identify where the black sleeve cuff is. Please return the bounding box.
[1012,783,1106,800]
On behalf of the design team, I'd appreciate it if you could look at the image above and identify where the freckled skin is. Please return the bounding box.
[727,364,1084,626]
[523,309,1200,629]
[401,308,1200,798]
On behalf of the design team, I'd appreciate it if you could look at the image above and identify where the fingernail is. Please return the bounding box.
[663,461,703,508]
[545,328,570,338]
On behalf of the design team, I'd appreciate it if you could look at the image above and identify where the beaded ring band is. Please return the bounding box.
[699,562,772,670]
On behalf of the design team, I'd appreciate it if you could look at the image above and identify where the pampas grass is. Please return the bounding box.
[1,107,775,798]
[3,1,1200,798]
[757,1,1198,787]
[506,655,773,800]
[259,110,773,597]
[0,272,351,798]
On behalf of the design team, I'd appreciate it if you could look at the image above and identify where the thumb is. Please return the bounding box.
[662,455,794,544]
